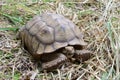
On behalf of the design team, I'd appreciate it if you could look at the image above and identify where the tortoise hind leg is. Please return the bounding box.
[41,53,67,71]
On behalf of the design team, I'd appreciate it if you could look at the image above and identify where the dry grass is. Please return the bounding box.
[0,0,120,80]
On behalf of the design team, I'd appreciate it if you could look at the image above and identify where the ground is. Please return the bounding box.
[0,0,120,80]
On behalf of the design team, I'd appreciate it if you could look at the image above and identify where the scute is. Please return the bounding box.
[44,45,55,53]
[32,37,39,53]
[53,41,68,50]
[26,15,41,30]
[36,26,54,44]
[64,23,75,41]
[24,30,33,53]
[55,24,67,42]
[41,13,61,27]
[36,43,44,54]
[29,21,46,35]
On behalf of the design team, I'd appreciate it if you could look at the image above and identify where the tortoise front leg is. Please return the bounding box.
[73,50,92,62]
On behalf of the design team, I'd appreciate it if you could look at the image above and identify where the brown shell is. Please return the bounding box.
[18,13,87,55]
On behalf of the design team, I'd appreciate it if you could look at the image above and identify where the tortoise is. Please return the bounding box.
[18,13,91,71]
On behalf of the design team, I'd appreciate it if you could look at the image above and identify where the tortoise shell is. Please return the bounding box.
[18,13,87,56]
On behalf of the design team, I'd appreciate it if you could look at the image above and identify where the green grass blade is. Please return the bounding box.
[0,27,19,31]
